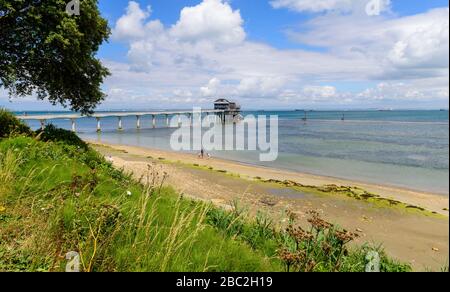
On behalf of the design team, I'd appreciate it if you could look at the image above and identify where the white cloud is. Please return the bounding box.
[303,85,337,99]
[99,0,449,109]
[201,78,221,97]
[170,0,245,46]
[358,81,449,102]
[276,80,449,108]
[388,13,449,69]
[173,89,193,98]
[271,0,353,13]
[270,0,391,14]
[287,7,449,79]
[235,76,288,97]
[112,1,152,40]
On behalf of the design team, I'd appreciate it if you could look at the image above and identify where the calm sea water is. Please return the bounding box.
[19,110,449,195]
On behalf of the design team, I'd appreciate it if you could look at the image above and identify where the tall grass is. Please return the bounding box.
[0,136,281,272]
[0,149,21,197]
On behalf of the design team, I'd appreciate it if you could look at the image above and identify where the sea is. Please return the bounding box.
[17,110,449,195]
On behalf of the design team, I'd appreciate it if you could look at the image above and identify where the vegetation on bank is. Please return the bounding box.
[0,109,33,139]
[0,111,411,272]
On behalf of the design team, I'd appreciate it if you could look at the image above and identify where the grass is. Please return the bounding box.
[0,117,413,272]
[0,136,281,272]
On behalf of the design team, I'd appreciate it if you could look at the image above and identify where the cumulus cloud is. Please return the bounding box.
[201,78,221,97]
[303,85,337,99]
[387,11,449,70]
[287,7,449,79]
[170,0,245,45]
[97,0,449,109]
[235,76,288,97]
[112,1,153,40]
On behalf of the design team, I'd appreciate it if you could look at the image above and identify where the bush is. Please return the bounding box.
[36,124,88,150]
[34,125,108,169]
[0,109,32,139]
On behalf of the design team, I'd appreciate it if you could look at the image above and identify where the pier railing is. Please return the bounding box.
[16,110,231,132]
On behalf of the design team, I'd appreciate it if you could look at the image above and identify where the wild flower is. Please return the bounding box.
[286,225,314,243]
[277,248,305,272]
[285,209,298,223]
[277,210,362,272]
[307,211,333,231]
[321,242,332,255]
[334,230,359,244]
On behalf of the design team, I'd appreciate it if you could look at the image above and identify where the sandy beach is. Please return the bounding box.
[90,141,449,271]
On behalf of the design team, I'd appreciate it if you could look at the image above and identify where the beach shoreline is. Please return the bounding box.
[87,140,449,216]
[88,140,450,270]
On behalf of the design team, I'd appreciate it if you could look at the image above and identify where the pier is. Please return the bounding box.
[16,110,234,132]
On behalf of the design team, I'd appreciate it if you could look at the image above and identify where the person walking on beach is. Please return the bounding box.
[198,148,211,159]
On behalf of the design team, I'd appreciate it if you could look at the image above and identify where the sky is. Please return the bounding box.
[1,0,449,111]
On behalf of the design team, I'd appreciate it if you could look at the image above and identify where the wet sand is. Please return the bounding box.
[90,141,449,271]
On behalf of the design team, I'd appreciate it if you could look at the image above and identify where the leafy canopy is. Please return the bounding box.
[0,0,110,114]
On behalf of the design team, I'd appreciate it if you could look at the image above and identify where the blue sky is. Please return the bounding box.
[98,0,448,53]
[1,0,449,111]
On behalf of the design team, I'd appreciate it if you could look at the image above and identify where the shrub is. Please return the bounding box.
[36,124,88,150]
[34,126,108,170]
[0,109,32,138]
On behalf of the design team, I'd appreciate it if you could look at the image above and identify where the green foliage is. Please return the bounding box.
[0,0,110,114]
[0,108,32,138]
[207,200,245,237]
[36,124,88,150]
[0,137,281,272]
[0,247,53,272]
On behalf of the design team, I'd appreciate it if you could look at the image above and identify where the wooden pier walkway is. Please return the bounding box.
[16,110,229,132]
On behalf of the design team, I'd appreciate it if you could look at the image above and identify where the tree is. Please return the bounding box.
[0,0,110,114]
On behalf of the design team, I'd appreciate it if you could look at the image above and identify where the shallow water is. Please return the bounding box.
[20,110,449,195]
